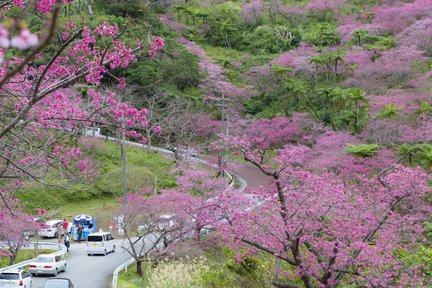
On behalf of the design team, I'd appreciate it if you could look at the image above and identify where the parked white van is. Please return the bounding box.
[86,232,115,256]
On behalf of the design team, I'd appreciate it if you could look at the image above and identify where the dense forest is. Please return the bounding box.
[0,0,431,287]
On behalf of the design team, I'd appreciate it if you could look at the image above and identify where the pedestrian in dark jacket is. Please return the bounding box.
[64,234,70,252]
[77,224,83,243]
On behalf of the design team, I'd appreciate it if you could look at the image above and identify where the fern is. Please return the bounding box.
[345,144,380,157]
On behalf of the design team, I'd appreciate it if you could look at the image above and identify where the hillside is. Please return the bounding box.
[0,0,431,287]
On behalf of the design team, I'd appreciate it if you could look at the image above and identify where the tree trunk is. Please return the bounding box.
[146,128,153,153]
[136,260,143,277]
[8,252,16,266]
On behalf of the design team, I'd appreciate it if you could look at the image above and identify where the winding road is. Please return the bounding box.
[31,239,131,288]
[29,137,269,288]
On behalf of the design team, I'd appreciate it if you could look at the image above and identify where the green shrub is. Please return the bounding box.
[199,268,238,288]
[398,144,432,169]
[394,246,432,280]
[345,144,380,157]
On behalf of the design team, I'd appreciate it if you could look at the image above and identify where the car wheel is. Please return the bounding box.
[63,264,67,272]
[87,253,91,256]
[112,245,116,253]
[103,249,107,256]
[53,269,58,276]
[31,273,36,277]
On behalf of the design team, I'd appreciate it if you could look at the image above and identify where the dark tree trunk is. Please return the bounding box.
[136,260,143,277]
[9,252,16,266]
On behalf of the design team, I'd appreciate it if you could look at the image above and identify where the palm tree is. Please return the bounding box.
[377,103,402,119]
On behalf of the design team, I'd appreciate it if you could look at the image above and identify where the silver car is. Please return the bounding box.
[43,278,74,288]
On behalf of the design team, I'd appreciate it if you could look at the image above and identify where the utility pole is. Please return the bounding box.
[225,108,229,164]
[217,96,229,177]
[120,125,128,220]
[220,102,225,177]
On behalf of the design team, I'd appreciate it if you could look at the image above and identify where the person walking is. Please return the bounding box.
[64,234,70,252]
[77,224,83,243]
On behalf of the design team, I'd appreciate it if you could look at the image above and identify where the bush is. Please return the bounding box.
[345,144,380,157]
[240,25,297,54]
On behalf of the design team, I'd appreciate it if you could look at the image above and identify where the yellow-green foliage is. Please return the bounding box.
[148,258,207,288]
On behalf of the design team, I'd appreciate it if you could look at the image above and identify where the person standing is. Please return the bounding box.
[77,224,83,243]
[63,219,69,236]
[56,223,62,244]
[64,234,70,252]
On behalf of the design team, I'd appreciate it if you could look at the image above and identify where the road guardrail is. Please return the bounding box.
[0,242,67,273]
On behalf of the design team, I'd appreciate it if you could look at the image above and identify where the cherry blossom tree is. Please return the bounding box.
[373,0,432,33]
[166,162,228,197]
[0,0,163,252]
[0,206,42,265]
[215,139,431,288]
[179,37,251,102]
[241,0,264,27]
[119,192,202,276]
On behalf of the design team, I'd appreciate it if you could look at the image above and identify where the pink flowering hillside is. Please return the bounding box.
[1,0,431,287]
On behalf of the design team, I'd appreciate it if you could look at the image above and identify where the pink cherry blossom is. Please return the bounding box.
[11,29,38,50]
[0,25,10,48]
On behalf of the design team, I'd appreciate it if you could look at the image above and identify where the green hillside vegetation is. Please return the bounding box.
[17,141,175,218]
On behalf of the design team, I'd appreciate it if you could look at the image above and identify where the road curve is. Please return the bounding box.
[31,239,131,288]
[236,163,270,190]
[30,137,269,288]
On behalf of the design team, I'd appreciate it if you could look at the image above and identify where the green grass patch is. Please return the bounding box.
[0,249,55,268]
[118,263,149,288]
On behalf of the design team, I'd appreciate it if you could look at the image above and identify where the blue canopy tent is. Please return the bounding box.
[72,214,96,240]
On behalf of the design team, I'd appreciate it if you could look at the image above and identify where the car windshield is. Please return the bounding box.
[35,256,54,263]
[0,273,19,280]
[87,235,103,242]
[43,279,69,288]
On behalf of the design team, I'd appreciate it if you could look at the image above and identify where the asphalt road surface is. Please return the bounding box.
[31,239,132,288]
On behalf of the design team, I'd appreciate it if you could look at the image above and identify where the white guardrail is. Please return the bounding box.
[111,258,135,288]
[106,135,246,288]
[0,242,67,273]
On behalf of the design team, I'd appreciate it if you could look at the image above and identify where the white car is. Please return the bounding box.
[166,146,199,157]
[137,214,176,233]
[38,220,71,238]
[28,254,66,276]
[84,126,100,136]
[0,268,32,288]
[86,232,116,256]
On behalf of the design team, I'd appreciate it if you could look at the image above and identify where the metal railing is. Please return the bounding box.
[0,242,67,273]
[111,257,135,288]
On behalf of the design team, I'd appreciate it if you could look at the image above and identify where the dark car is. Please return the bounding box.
[42,278,74,288]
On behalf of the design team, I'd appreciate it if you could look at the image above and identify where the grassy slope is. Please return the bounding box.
[17,140,175,229]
